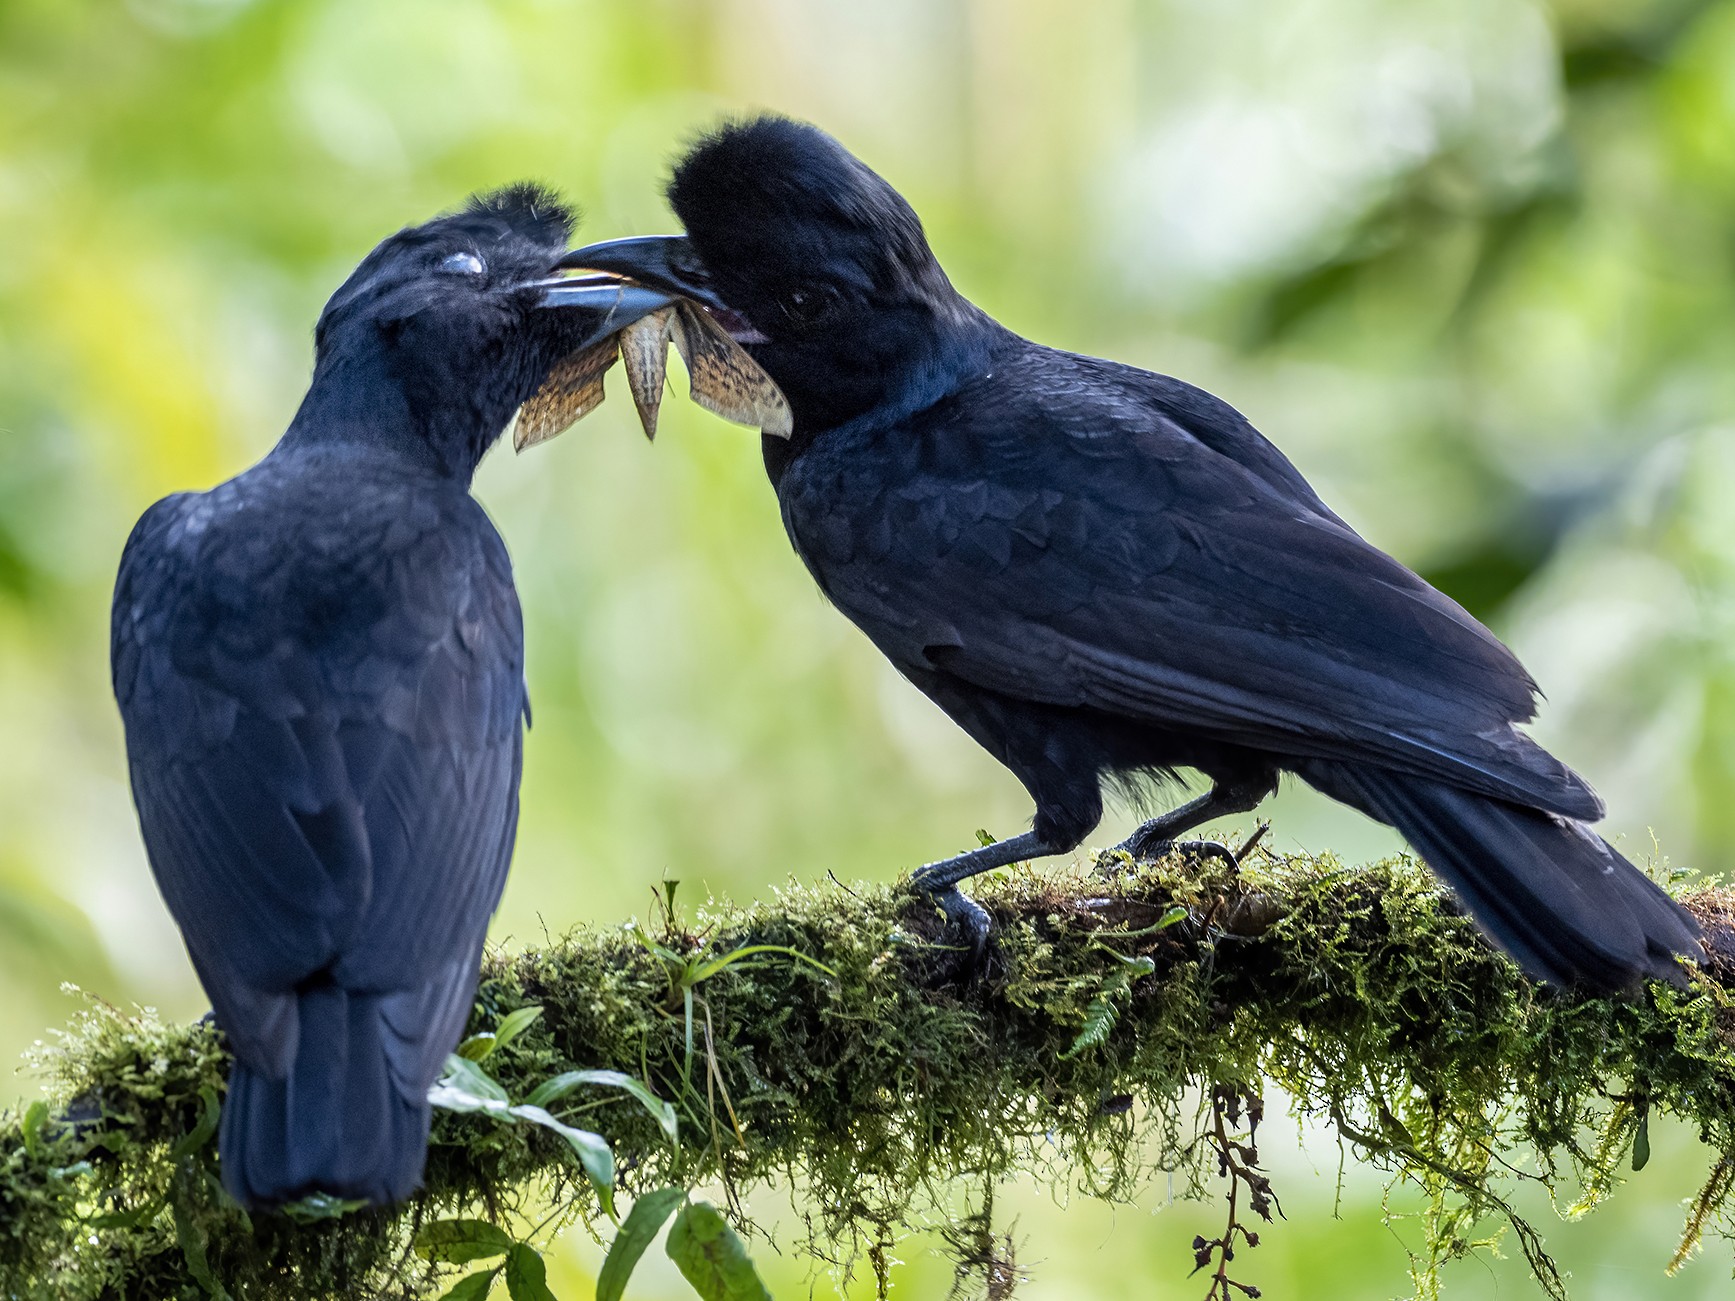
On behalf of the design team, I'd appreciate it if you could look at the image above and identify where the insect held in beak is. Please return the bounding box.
[511,301,791,451]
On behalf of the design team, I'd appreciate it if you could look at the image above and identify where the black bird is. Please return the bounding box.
[566,118,1702,994]
[111,186,670,1206]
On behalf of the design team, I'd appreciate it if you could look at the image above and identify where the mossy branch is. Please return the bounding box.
[4,847,1734,1300]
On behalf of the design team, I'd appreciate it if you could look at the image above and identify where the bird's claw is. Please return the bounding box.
[1106,834,1239,873]
[911,873,992,970]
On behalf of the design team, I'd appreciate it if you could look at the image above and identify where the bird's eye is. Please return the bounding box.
[778,282,839,327]
[440,251,486,277]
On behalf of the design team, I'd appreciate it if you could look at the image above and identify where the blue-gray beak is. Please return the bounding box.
[557,236,726,310]
[527,272,676,345]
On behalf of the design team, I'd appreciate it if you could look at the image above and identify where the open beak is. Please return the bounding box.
[557,236,724,309]
[510,244,792,449]
[525,271,676,342]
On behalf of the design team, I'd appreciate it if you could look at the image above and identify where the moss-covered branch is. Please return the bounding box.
[4,847,1733,1300]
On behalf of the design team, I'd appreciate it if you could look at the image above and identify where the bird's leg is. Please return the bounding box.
[1112,774,1276,869]
[910,830,1058,958]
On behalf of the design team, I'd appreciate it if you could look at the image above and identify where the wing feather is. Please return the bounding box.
[112,467,526,1080]
[787,348,1599,818]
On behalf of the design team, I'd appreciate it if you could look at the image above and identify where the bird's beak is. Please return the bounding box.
[505,272,671,452]
[508,260,792,449]
[525,272,676,342]
[543,237,792,441]
[557,236,725,310]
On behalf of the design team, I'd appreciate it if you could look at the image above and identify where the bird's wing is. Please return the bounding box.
[112,479,525,1079]
[786,371,1599,818]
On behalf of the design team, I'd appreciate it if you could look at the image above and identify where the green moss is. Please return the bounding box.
[1,850,1729,1299]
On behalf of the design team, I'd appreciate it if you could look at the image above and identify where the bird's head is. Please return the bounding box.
[303,183,671,477]
[562,118,991,436]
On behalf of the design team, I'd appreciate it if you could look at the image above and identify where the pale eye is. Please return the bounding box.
[440,251,486,277]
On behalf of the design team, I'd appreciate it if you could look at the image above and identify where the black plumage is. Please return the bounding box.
[570,118,1702,994]
[112,186,669,1206]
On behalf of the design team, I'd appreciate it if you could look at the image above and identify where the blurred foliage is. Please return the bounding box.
[2,0,1734,1295]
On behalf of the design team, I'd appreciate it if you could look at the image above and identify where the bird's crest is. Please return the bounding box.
[668,116,931,272]
[460,182,577,248]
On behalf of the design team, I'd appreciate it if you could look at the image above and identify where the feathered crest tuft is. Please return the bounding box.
[463,182,577,247]
[667,116,931,273]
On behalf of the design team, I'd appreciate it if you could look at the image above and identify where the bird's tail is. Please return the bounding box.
[1300,761,1702,993]
[218,982,431,1208]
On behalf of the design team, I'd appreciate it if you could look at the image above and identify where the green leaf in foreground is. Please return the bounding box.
[414,1217,515,1264]
[280,1192,368,1223]
[598,1187,686,1301]
[426,1050,619,1217]
[439,1269,500,1301]
[170,1175,231,1301]
[20,1099,47,1159]
[491,1005,544,1053]
[458,1005,546,1062]
[682,944,836,987]
[525,1068,679,1143]
[455,1035,495,1062]
[504,1244,558,1301]
[509,1104,616,1218]
[665,1200,772,1301]
[429,1055,512,1113]
[169,1085,222,1162]
[1061,952,1155,1060]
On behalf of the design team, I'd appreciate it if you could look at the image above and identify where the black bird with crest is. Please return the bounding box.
[567,118,1701,994]
[111,186,670,1206]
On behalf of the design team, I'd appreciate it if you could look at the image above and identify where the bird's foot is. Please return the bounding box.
[905,829,1059,978]
[914,880,992,968]
[1105,833,1239,873]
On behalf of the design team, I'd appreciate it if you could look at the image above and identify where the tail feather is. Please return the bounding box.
[1301,761,1703,994]
[219,982,432,1207]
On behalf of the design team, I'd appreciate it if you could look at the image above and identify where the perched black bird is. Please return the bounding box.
[568,118,1702,993]
[111,186,670,1206]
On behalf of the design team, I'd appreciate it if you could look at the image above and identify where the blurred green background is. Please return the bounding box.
[3,0,1734,1295]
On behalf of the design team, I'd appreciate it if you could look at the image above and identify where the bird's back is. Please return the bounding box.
[112,443,526,1204]
[771,334,1598,821]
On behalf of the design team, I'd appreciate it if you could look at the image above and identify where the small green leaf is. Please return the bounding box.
[171,1085,222,1162]
[171,1178,232,1301]
[87,1197,166,1230]
[438,1268,500,1301]
[510,1104,615,1217]
[625,919,684,967]
[974,828,997,847]
[525,1070,678,1144]
[683,944,837,987]
[491,1005,544,1056]
[597,1187,686,1301]
[1633,1111,1652,1172]
[429,1055,512,1114]
[1062,951,1156,1059]
[20,1100,47,1159]
[1156,905,1188,929]
[683,988,696,1075]
[1061,989,1122,1060]
[503,1244,558,1301]
[280,1192,368,1223]
[522,1070,589,1108]
[456,1034,497,1061]
[414,1218,515,1264]
[665,1200,772,1301]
